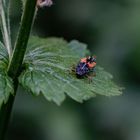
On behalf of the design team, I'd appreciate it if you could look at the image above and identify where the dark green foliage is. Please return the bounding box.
[0,42,14,108]
[19,36,123,105]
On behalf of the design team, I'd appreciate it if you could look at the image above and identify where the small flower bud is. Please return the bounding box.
[37,0,53,8]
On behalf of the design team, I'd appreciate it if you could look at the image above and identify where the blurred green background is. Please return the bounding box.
[5,0,140,140]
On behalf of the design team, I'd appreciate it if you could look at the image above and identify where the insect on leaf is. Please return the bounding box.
[19,36,123,105]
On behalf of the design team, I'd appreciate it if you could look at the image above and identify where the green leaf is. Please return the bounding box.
[68,40,90,57]
[19,36,123,105]
[92,66,123,96]
[68,40,123,96]
[0,42,14,108]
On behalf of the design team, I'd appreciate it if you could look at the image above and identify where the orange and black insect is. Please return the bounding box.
[76,56,96,78]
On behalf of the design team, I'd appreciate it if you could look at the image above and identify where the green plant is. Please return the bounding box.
[0,0,123,139]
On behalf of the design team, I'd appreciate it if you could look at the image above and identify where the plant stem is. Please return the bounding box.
[0,0,37,139]
[0,0,12,56]
[0,89,16,140]
[8,0,37,79]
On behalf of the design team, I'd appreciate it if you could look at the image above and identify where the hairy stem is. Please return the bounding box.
[0,0,37,139]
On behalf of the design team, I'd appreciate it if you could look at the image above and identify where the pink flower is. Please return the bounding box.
[37,0,53,7]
